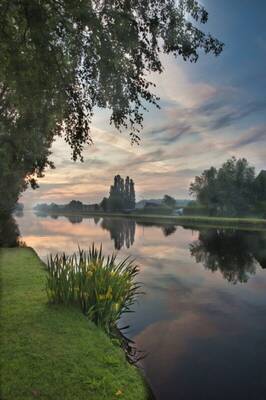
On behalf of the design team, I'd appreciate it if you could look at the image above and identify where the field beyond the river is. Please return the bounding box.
[0,248,148,400]
[37,209,266,231]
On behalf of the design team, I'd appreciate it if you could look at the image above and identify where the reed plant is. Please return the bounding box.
[46,245,141,334]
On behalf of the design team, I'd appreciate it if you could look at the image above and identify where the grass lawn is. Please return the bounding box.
[0,248,149,400]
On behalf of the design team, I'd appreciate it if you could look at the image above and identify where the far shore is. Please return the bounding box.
[33,210,266,231]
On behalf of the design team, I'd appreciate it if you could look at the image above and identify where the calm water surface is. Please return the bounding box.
[16,211,266,400]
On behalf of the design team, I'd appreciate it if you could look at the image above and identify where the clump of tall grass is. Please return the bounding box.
[46,245,141,334]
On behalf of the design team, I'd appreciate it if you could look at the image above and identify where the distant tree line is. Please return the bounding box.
[35,175,136,214]
[189,157,266,217]
[34,200,100,215]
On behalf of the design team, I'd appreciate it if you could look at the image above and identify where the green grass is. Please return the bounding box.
[0,248,149,400]
[127,213,266,230]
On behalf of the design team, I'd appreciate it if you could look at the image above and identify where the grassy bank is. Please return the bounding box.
[0,248,149,400]
[131,214,266,230]
[40,209,266,231]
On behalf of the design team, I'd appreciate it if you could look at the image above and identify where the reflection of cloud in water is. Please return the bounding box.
[134,282,266,399]
[135,311,219,375]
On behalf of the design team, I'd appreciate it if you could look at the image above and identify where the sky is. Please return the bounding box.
[22,0,266,207]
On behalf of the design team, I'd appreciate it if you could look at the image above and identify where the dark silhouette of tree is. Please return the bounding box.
[68,200,84,211]
[189,229,265,283]
[162,224,177,236]
[190,157,257,216]
[137,221,177,236]
[68,215,83,224]
[129,178,136,210]
[100,197,109,212]
[101,217,135,250]
[0,0,223,213]
[254,171,266,213]
[105,175,136,211]
[254,171,266,198]
[245,231,266,269]
[162,195,176,209]
[0,215,22,247]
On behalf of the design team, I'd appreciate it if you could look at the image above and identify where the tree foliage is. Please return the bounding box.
[162,194,176,209]
[189,157,258,216]
[105,175,136,211]
[254,171,266,202]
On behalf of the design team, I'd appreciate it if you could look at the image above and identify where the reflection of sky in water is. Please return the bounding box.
[17,211,266,400]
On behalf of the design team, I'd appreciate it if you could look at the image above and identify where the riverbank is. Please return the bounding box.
[36,209,266,231]
[0,248,149,400]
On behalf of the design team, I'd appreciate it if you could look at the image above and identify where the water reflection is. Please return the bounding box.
[67,215,83,224]
[190,229,266,283]
[34,210,180,249]
[101,217,135,250]
[136,221,177,237]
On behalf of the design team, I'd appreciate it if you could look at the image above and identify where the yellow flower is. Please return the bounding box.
[112,303,120,312]
[115,389,123,396]
[106,286,112,300]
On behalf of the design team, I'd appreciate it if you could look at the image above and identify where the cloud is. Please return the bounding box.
[231,125,266,149]
[207,100,266,131]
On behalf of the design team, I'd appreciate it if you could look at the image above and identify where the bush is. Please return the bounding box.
[46,245,141,335]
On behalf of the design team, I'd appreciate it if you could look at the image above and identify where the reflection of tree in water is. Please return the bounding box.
[247,232,266,269]
[0,215,22,247]
[162,225,177,237]
[35,212,83,224]
[190,229,266,283]
[35,210,48,218]
[137,221,177,237]
[67,215,83,224]
[101,218,135,250]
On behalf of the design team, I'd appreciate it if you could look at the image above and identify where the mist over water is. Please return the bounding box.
[14,211,266,400]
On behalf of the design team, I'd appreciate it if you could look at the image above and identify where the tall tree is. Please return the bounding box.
[0,0,223,213]
[106,175,135,211]
[129,178,136,209]
[254,171,266,202]
[190,157,256,216]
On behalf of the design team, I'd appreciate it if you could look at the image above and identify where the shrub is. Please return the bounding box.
[46,245,141,335]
